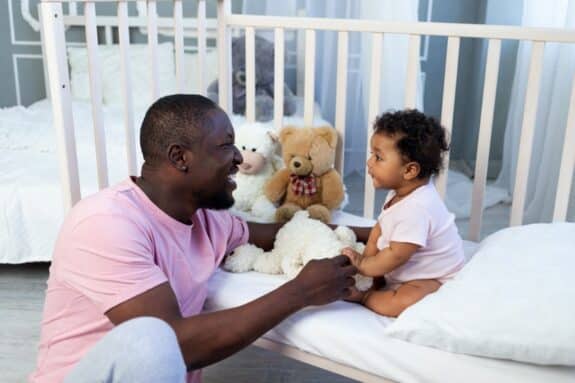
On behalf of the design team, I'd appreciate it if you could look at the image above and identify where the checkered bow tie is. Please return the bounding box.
[290,174,318,196]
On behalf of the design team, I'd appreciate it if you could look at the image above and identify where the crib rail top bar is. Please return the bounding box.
[227,15,575,43]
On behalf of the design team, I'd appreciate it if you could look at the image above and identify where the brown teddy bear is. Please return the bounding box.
[264,126,345,224]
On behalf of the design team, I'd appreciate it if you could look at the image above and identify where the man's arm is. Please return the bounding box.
[106,255,356,371]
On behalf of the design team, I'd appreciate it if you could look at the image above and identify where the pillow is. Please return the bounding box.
[384,222,575,366]
[68,43,177,107]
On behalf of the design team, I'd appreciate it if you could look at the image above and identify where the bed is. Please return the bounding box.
[11,0,575,381]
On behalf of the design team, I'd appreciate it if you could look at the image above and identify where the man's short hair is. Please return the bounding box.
[140,94,219,163]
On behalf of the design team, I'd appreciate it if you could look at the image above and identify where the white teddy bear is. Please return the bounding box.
[231,123,284,222]
[223,211,373,291]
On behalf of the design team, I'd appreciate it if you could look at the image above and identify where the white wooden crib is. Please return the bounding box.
[35,0,575,382]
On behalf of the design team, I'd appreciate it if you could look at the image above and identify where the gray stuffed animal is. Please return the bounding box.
[207,35,297,122]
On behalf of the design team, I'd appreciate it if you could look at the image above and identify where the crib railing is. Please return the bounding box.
[40,0,575,243]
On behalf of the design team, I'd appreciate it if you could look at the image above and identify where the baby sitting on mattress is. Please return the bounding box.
[342,109,465,317]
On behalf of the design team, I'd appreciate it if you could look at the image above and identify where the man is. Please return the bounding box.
[30,95,365,383]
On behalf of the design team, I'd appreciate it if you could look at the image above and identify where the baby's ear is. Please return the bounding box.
[279,126,297,144]
[404,161,421,180]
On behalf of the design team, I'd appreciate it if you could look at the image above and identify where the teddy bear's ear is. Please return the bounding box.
[279,126,297,144]
[267,131,279,143]
[314,126,338,149]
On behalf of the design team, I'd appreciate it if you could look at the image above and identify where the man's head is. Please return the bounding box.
[140,94,242,210]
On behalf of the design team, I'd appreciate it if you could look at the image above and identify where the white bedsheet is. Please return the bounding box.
[205,241,575,383]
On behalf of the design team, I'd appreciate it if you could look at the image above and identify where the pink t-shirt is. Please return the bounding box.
[377,181,465,285]
[30,178,248,383]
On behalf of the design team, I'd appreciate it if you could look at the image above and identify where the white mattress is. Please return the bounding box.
[205,241,575,383]
[0,98,331,264]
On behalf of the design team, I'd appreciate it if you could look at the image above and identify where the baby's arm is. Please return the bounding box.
[363,224,382,258]
[342,241,419,278]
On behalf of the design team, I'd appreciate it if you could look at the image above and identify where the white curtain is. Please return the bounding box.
[495,0,575,223]
[241,0,421,176]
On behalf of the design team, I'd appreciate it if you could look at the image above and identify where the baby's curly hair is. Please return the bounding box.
[373,109,449,179]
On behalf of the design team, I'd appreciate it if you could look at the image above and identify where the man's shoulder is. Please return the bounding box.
[68,182,147,229]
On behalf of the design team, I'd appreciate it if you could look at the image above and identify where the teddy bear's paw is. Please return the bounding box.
[281,256,304,280]
[306,204,331,224]
[276,204,300,223]
[334,226,357,245]
[222,244,263,273]
[253,252,283,274]
[353,242,366,255]
[255,95,274,122]
[354,275,373,292]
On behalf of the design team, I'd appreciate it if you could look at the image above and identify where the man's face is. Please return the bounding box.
[187,110,243,210]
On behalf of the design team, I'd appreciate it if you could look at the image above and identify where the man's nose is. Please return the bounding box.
[234,147,243,164]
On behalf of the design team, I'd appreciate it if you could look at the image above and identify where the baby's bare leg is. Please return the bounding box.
[362,279,441,317]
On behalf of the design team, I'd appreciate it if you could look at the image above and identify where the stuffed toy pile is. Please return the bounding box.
[207,35,297,122]
[223,211,372,291]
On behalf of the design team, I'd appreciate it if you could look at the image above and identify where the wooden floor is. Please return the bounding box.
[0,264,354,383]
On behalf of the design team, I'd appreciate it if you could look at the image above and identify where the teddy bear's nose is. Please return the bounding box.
[293,161,301,168]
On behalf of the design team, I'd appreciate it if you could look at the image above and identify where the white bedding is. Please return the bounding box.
[205,240,575,383]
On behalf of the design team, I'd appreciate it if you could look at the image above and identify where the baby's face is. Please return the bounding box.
[366,133,406,190]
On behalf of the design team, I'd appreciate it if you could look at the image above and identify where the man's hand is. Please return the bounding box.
[289,255,357,306]
[341,247,364,269]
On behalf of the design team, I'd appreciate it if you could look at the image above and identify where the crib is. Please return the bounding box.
[28,0,575,381]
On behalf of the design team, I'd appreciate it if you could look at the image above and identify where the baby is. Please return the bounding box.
[342,109,465,317]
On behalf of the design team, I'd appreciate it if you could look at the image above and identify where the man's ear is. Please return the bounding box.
[167,143,191,172]
[403,161,421,180]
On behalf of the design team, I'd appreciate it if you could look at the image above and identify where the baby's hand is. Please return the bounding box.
[341,247,363,268]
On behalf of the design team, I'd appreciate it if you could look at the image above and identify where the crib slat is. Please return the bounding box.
[405,34,420,109]
[197,0,207,95]
[468,39,501,241]
[217,0,231,112]
[147,0,160,101]
[334,31,349,175]
[553,74,575,222]
[84,2,109,190]
[173,0,184,92]
[364,33,383,219]
[40,2,81,209]
[436,36,460,200]
[104,25,113,45]
[510,41,545,226]
[274,27,285,132]
[117,1,137,175]
[304,29,316,127]
[245,27,256,123]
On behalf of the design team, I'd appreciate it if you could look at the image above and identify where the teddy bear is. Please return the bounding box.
[265,126,345,224]
[222,210,373,291]
[207,35,297,122]
[230,123,283,222]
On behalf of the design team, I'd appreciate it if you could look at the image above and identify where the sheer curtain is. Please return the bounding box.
[241,0,421,176]
[495,0,575,222]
